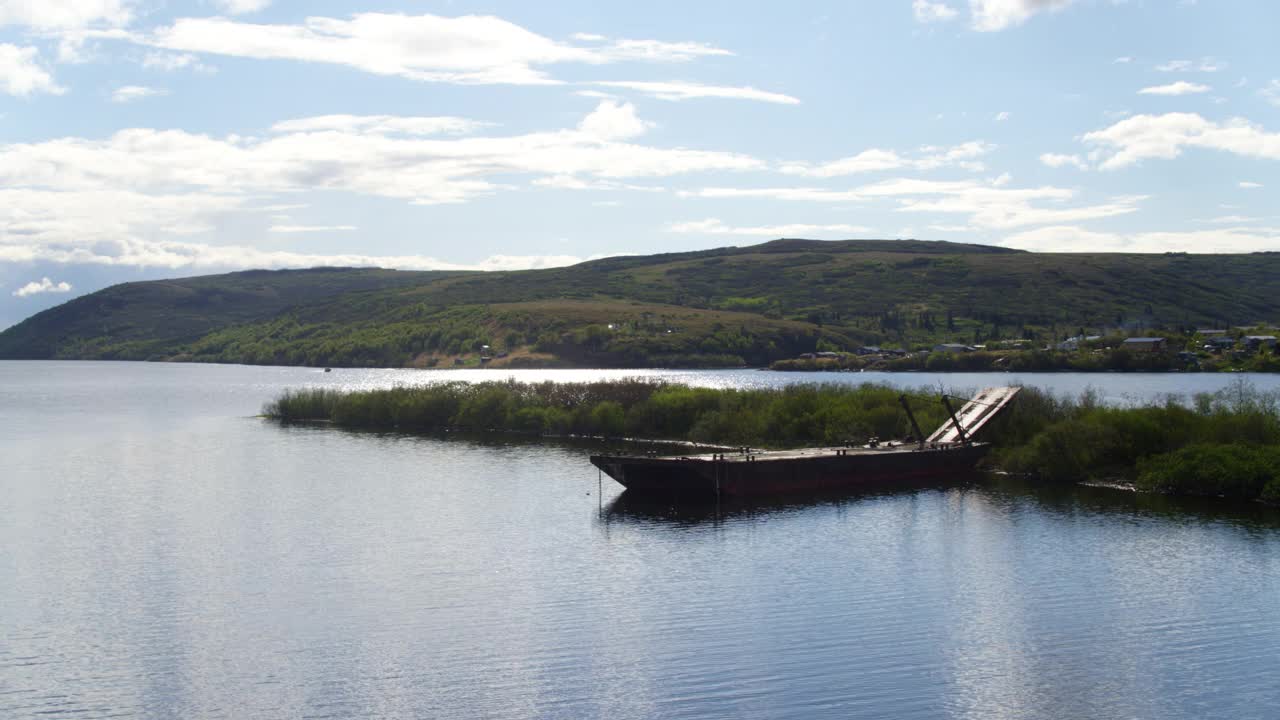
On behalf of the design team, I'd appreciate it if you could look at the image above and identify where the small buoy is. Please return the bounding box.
[324,368,332,372]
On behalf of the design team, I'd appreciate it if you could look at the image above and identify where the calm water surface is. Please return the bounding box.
[3,361,1280,719]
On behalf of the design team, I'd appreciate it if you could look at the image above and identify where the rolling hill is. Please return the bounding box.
[2,239,1278,368]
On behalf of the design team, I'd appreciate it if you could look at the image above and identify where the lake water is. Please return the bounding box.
[3,361,1280,719]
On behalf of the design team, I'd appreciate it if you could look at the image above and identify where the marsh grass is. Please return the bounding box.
[263,379,952,449]
[989,378,1280,501]
[264,377,1280,502]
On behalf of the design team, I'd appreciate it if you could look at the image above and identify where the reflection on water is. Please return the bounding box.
[3,361,1280,720]
[602,476,984,526]
[986,473,1280,531]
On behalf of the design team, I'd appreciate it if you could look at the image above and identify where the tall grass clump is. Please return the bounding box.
[262,388,343,421]
[262,379,950,448]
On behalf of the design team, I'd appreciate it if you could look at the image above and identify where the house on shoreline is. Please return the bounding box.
[1122,337,1167,353]
[1245,335,1277,352]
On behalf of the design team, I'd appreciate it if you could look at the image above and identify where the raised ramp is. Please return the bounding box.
[926,386,1021,444]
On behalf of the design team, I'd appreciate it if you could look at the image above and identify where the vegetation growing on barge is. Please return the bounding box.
[265,379,1280,503]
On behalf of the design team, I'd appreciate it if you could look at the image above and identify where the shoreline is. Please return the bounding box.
[7,355,1280,374]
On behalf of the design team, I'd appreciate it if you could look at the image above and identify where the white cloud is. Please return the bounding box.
[781,149,906,177]
[214,0,271,15]
[1001,225,1280,253]
[913,0,959,23]
[1039,152,1088,170]
[12,277,72,297]
[601,38,733,63]
[1239,181,1263,189]
[131,13,731,86]
[0,101,758,206]
[0,103,762,268]
[576,99,653,140]
[571,32,606,42]
[0,0,132,30]
[684,176,1141,230]
[0,238,589,272]
[683,187,866,203]
[780,141,993,177]
[1113,56,1133,64]
[141,51,215,73]
[110,84,165,103]
[0,44,64,96]
[969,0,1077,32]
[1083,113,1280,169]
[0,186,591,271]
[590,80,799,104]
[1198,215,1260,224]
[1155,57,1226,73]
[995,111,1010,121]
[915,141,992,169]
[1260,79,1280,107]
[666,218,870,237]
[1137,81,1210,96]
[531,175,662,192]
[268,224,357,233]
[270,114,486,136]
[778,147,911,175]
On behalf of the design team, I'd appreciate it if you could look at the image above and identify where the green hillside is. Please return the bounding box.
[3,239,1279,368]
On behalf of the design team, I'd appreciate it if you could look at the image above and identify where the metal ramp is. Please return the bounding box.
[926,386,1021,444]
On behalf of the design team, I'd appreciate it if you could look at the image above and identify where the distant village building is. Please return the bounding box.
[1205,336,1236,351]
[1122,337,1167,353]
[855,346,882,356]
[933,343,975,354]
[1198,329,1227,337]
[1245,335,1277,351]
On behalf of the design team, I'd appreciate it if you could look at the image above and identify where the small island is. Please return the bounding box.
[263,378,1280,506]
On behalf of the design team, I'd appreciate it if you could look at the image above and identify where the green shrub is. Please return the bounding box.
[1137,443,1280,500]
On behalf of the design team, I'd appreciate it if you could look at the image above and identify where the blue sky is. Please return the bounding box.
[1,0,1278,328]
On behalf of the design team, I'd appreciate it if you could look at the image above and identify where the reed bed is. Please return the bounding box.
[264,378,1280,503]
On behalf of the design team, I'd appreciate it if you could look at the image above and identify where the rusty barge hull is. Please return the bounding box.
[590,442,991,498]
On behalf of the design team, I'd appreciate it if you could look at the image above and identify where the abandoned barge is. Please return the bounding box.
[590,386,1020,497]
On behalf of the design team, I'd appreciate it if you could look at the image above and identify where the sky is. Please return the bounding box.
[1,0,1278,328]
